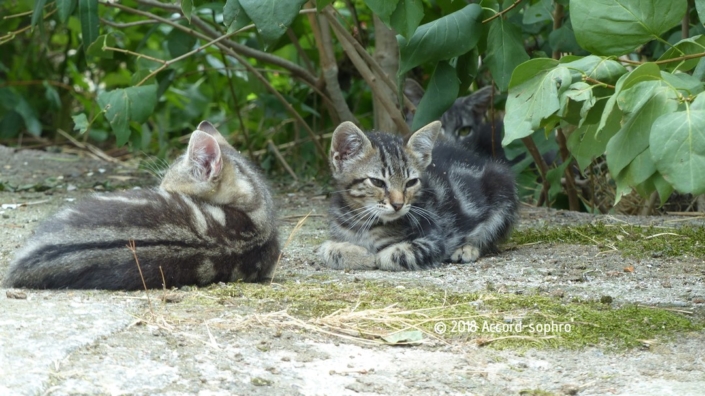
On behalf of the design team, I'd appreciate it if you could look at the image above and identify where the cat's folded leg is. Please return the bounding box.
[319,240,377,270]
[376,237,445,271]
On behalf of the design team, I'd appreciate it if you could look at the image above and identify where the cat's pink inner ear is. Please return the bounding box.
[331,121,368,162]
[187,130,223,181]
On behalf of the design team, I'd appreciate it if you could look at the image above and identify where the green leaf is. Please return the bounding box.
[79,0,100,48]
[224,0,252,32]
[650,108,705,194]
[622,149,657,187]
[548,24,583,55]
[72,113,89,134]
[571,0,686,56]
[693,58,705,81]
[86,34,115,59]
[606,81,679,178]
[546,160,572,202]
[57,0,77,24]
[696,0,705,24]
[97,85,158,146]
[43,82,62,110]
[398,4,482,75]
[167,26,197,58]
[15,98,42,136]
[181,0,193,23]
[365,0,400,24]
[562,56,627,85]
[381,330,424,345]
[652,173,674,205]
[411,61,459,131]
[560,81,595,124]
[390,0,424,39]
[522,0,553,24]
[484,18,529,92]
[502,59,571,145]
[31,0,48,29]
[239,0,307,45]
[657,36,705,72]
[316,0,335,11]
[661,71,704,95]
[456,48,479,94]
[567,123,604,171]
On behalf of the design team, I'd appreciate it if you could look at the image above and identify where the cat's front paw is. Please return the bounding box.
[319,240,377,270]
[376,242,419,271]
[450,244,481,263]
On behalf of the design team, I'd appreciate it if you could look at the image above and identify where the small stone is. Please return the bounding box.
[6,290,27,299]
[561,384,580,395]
[600,295,613,304]
[693,297,705,304]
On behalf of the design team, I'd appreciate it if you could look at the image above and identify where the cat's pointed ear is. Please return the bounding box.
[459,86,495,124]
[197,121,221,136]
[187,130,223,181]
[330,121,372,172]
[407,121,440,168]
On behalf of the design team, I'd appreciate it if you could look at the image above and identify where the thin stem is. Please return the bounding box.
[482,0,525,24]
[100,18,160,28]
[583,76,615,89]
[135,28,242,86]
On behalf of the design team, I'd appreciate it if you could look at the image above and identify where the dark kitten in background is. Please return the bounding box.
[4,121,279,290]
[403,79,506,161]
[319,121,518,271]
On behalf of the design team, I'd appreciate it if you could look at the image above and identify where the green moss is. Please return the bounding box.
[511,223,705,259]
[196,280,702,350]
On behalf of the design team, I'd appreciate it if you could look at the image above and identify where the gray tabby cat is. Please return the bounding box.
[3,121,279,290]
[404,79,505,160]
[319,121,518,271]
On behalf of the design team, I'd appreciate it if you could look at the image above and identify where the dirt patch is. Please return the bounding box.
[1,145,704,395]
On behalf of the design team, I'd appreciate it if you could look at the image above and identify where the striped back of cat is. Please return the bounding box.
[3,121,279,290]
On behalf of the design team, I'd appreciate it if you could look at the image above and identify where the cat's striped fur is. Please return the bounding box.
[3,121,279,290]
[319,121,517,271]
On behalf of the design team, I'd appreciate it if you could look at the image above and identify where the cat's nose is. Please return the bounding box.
[391,202,403,211]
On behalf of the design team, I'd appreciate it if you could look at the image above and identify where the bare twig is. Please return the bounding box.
[56,128,120,163]
[131,0,319,88]
[521,137,551,206]
[324,7,410,135]
[267,139,299,181]
[270,212,311,284]
[127,240,154,314]
[307,3,356,124]
[323,6,415,114]
[100,18,160,28]
[583,76,615,89]
[105,0,328,157]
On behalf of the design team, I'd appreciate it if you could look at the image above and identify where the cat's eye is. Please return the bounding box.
[406,178,419,188]
[369,178,386,188]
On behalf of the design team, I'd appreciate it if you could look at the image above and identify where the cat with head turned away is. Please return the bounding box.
[3,121,279,290]
[319,120,518,271]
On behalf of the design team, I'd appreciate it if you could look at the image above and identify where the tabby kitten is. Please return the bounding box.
[319,121,518,271]
[3,121,279,290]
